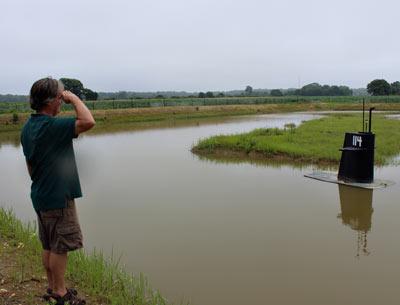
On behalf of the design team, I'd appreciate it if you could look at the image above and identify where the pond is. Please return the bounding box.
[1,113,400,305]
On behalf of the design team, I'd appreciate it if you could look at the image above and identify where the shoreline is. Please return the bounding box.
[0,208,170,305]
[2,102,400,134]
[191,146,339,169]
[191,113,400,167]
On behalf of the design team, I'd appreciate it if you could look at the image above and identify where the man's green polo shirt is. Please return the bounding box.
[20,114,82,211]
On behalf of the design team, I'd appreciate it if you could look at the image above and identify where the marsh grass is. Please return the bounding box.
[3,102,400,136]
[0,208,174,305]
[193,114,400,166]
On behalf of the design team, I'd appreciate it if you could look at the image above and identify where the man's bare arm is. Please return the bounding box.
[62,91,96,135]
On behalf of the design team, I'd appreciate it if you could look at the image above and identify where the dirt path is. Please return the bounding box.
[0,240,103,305]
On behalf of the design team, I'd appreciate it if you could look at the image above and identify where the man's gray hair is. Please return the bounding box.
[29,77,64,111]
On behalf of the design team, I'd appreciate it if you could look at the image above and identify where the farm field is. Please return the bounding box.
[3,95,400,114]
[3,101,400,135]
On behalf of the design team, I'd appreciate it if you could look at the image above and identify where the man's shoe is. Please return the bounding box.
[50,290,86,305]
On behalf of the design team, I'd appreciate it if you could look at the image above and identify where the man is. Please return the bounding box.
[21,77,95,305]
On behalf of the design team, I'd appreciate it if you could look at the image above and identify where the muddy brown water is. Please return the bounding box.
[1,113,400,305]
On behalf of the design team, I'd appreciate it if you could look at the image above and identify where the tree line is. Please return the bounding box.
[0,94,28,103]
[1,78,400,102]
[367,79,400,96]
[294,83,352,96]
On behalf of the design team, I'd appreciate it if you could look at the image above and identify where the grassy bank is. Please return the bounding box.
[192,113,400,166]
[3,102,400,135]
[2,102,400,147]
[0,208,172,305]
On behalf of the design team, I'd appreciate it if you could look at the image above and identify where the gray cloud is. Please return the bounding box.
[1,0,399,93]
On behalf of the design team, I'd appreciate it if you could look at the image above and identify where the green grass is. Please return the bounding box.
[0,208,174,305]
[4,100,400,136]
[3,95,400,114]
[193,113,400,166]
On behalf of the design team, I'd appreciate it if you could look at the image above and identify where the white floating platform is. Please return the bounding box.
[304,171,395,189]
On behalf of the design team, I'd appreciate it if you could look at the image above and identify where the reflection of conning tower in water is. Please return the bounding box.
[337,185,373,257]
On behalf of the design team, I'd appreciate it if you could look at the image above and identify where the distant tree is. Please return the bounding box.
[82,88,98,101]
[198,92,205,98]
[217,92,225,97]
[270,89,283,97]
[285,89,296,96]
[297,83,352,96]
[328,85,341,96]
[245,85,253,96]
[322,85,330,93]
[155,94,164,98]
[327,85,352,96]
[391,81,400,95]
[367,79,391,96]
[115,91,128,99]
[60,77,98,100]
[338,86,352,96]
[205,91,214,98]
[300,83,323,96]
[60,78,85,98]
[352,88,369,96]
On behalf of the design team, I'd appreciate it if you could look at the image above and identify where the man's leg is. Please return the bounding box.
[42,250,53,290]
[49,252,68,297]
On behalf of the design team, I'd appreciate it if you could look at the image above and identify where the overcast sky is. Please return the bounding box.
[1,0,399,94]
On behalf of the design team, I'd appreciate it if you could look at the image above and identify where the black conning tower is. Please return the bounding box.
[338,105,375,183]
